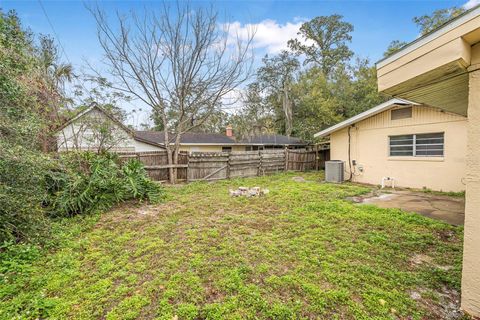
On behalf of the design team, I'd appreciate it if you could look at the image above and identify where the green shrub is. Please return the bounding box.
[0,149,163,244]
[0,144,51,243]
[46,152,164,217]
[121,158,164,202]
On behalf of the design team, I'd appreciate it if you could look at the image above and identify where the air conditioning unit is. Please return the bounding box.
[325,160,344,183]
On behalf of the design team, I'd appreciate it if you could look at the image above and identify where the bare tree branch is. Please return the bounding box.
[87,1,254,182]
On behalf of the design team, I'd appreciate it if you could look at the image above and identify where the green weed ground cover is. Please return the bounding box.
[0,172,465,319]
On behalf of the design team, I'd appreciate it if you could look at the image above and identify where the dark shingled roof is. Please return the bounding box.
[134,131,237,145]
[240,134,307,146]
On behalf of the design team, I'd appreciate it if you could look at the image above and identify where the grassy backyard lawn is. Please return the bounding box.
[0,172,464,319]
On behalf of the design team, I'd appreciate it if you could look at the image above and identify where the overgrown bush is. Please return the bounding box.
[0,144,51,244]
[46,152,164,217]
[0,149,164,243]
[0,10,163,244]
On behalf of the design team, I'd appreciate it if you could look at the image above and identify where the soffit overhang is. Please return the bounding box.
[377,9,480,116]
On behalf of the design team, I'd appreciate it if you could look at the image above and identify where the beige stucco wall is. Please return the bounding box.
[329,105,467,192]
[376,17,480,317]
[461,66,480,316]
[133,140,164,152]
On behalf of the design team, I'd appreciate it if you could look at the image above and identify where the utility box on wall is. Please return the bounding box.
[325,160,344,183]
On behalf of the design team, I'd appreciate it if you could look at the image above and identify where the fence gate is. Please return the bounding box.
[187,152,229,181]
[229,151,261,179]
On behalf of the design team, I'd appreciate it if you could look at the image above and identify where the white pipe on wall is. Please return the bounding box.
[381,177,395,189]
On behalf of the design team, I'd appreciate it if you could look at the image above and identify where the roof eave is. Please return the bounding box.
[313,98,419,138]
[377,5,480,68]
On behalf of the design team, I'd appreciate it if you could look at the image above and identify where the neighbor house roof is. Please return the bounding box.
[134,131,237,145]
[313,98,419,138]
[240,134,307,146]
[61,105,308,147]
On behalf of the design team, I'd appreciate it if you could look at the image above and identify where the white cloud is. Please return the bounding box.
[224,19,306,54]
[463,0,480,9]
[221,88,245,112]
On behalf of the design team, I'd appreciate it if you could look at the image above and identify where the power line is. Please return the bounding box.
[37,0,72,64]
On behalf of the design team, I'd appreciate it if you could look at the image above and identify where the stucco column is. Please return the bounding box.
[462,65,480,316]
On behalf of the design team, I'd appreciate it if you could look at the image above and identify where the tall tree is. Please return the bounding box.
[288,15,353,76]
[89,2,254,183]
[383,40,408,58]
[37,35,73,93]
[291,68,341,140]
[228,82,275,139]
[344,58,387,118]
[413,7,465,35]
[0,9,66,242]
[257,51,299,136]
[74,76,131,119]
[35,35,74,151]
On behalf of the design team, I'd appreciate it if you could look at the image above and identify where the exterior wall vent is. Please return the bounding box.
[391,107,412,120]
[325,160,344,183]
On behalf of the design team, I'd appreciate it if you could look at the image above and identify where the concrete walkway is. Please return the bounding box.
[355,190,465,226]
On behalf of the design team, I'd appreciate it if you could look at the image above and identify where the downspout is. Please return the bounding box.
[347,125,354,181]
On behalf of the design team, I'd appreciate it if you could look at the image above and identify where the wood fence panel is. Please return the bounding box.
[118,151,188,182]
[286,149,317,171]
[317,149,330,169]
[118,148,327,182]
[187,152,229,181]
[229,151,261,178]
[259,150,285,175]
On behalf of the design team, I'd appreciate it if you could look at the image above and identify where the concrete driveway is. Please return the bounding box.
[353,190,465,226]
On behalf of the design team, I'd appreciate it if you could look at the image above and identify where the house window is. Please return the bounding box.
[222,146,232,152]
[391,107,412,120]
[389,132,444,157]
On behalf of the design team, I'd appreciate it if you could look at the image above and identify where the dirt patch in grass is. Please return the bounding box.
[0,172,467,319]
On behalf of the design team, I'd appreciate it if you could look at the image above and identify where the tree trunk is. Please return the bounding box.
[162,123,176,184]
[283,81,293,137]
[172,147,179,184]
[171,132,183,184]
[166,146,175,184]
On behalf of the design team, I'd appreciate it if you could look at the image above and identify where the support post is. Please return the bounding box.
[186,152,190,183]
[315,144,319,171]
[226,152,231,179]
[284,147,289,171]
[462,64,480,316]
[258,150,262,176]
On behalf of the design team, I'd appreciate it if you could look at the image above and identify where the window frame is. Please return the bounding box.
[389,132,444,157]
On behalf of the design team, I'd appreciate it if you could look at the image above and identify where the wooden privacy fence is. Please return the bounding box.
[118,150,188,182]
[118,148,329,182]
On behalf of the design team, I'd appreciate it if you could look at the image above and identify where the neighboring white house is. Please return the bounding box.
[57,104,309,153]
[56,104,164,152]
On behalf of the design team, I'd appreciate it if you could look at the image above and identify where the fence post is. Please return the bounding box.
[226,152,231,179]
[186,152,190,182]
[258,150,262,176]
[315,144,319,171]
[284,147,289,171]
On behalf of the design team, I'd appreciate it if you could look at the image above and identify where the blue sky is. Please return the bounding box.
[1,0,476,125]
[2,0,474,68]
